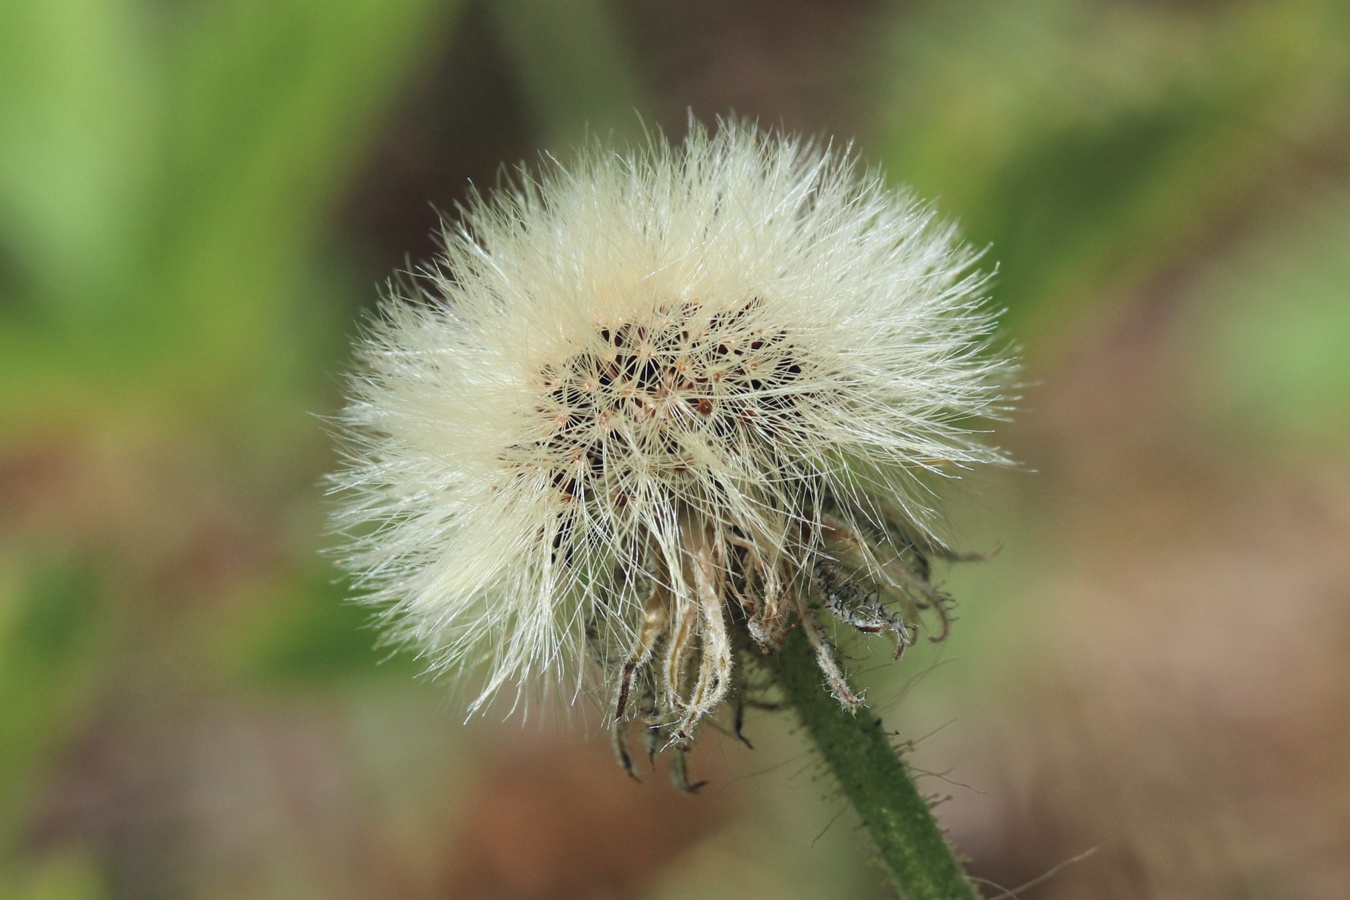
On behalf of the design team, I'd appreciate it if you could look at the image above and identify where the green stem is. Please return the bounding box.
[759,630,979,899]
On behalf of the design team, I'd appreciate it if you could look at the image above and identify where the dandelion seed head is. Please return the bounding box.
[329,119,1014,740]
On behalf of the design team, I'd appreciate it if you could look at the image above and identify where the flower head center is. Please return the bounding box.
[506,297,808,503]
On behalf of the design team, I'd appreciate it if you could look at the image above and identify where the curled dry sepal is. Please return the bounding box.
[329,119,1014,788]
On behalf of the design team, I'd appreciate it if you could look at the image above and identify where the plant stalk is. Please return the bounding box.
[759,630,979,899]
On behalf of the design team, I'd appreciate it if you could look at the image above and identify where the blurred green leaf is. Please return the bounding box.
[487,0,649,146]
[219,565,418,686]
[147,0,462,365]
[872,0,1350,344]
[0,0,154,319]
[0,0,465,425]
[1185,183,1350,449]
[0,556,107,839]
[0,846,105,900]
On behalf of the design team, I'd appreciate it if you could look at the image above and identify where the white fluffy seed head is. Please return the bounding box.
[329,119,1013,717]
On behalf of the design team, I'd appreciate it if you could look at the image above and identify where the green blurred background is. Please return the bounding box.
[3,0,1349,897]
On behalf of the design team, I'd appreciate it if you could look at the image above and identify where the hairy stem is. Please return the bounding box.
[759,630,979,899]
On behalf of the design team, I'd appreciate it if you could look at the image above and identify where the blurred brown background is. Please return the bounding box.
[3,0,1349,897]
